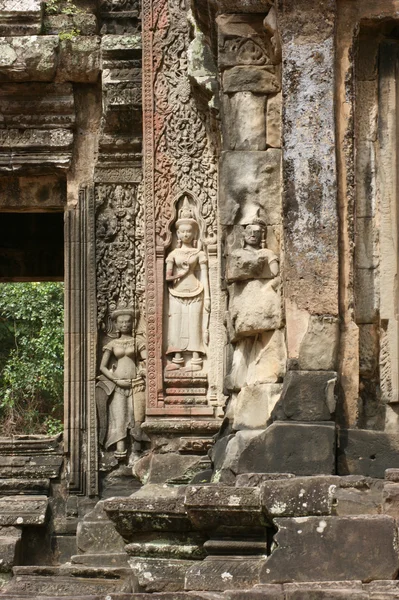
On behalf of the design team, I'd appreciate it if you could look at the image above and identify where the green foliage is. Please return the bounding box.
[58,28,81,40]
[0,283,64,436]
[44,0,82,16]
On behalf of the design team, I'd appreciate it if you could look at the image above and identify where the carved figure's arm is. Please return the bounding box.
[201,261,211,313]
[100,348,116,382]
[269,258,279,277]
[138,346,147,378]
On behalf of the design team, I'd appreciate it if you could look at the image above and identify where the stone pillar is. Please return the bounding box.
[278,0,339,408]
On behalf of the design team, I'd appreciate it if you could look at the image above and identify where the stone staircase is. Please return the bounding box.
[2,472,399,599]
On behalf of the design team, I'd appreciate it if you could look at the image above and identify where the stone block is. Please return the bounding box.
[246,330,286,385]
[284,582,368,599]
[224,92,266,151]
[359,324,379,376]
[104,484,191,540]
[57,37,101,83]
[0,496,48,526]
[44,13,97,36]
[185,556,267,592]
[233,383,282,431]
[0,0,42,35]
[76,501,125,555]
[185,485,265,531]
[0,36,58,82]
[237,422,336,476]
[271,371,336,422]
[129,557,198,593]
[297,316,339,371]
[332,484,383,516]
[266,93,282,148]
[383,483,399,520]
[223,66,280,94]
[0,527,21,573]
[356,140,376,218]
[354,267,378,324]
[215,429,264,483]
[148,453,208,485]
[338,429,399,478]
[355,217,379,270]
[357,80,378,142]
[235,473,295,488]
[260,516,399,583]
[261,476,339,518]
[220,150,281,226]
[225,586,284,599]
[228,280,282,338]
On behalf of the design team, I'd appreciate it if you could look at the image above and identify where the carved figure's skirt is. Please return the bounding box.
[166,292,205,354]
[105,386,134,449]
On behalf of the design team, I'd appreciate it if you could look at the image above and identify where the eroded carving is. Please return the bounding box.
[96,304,146,460]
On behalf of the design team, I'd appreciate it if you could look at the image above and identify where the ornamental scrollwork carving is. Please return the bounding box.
[152,0,218,246]
[95,183,145,327]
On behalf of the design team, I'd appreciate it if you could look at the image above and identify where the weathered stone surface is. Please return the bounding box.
[214,429,263,483]
[104,485,191,540]
[224,93,266,151]
[233,383,282,431]
[261,477,339,518]
[297,316,339,371]
[185,556,267,592]
[220,150,282,226]
[223,67,280,94]
[57,37,101,83]
[260,516,399,583]
[235,473,295,488]
[76,501,125,555]
[0,36,58,82]
[237,422,336,476]
[383,483,399,520]
[283,581,368,599]
[225,587,284,599]
[185,485,265,531]
[0,496,48,526]
[266,93,282,148]
[279,1,338,317]
[271,371,337,422]
[147,454,208,485]
[0,527,21,573]
[0,0,42,35]
[44,13,98,36]
[228,280,282,337]
[332,485,383,516]
[338,429,399,478]
[129,557,198,593]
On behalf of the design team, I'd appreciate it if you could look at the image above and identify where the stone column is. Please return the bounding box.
[278,0,339,411]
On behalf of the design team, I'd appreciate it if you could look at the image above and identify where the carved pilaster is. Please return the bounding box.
[64,186,97,495]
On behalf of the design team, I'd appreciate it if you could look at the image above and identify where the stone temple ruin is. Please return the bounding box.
[4,0,399,598]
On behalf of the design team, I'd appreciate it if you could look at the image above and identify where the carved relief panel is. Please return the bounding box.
[143,0,224,421]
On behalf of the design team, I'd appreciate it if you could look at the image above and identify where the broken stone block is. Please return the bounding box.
[0,527,21,573]
[57,37,101,83]
[0,36,58,82]
[224,92,267,151]
[383,483,399,520]
[338,429,399,478]
[215,429,264,483]
[260,516,399,583]
[271,371,337,422]
[220,150,282,226]
[261,477,339,518]
[229,280,282,338]
[233,383,282,431]
[0,496,48,526]
[223,66,280,94]
[147,453,208,485]
[237,422,336,476]
[246,330,286,385]
[266,93,282,148]
[76,500,125,555]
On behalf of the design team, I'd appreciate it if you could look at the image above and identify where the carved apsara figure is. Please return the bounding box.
[226,212,279,282]
[96,305,146,460]
[165,198,210,372]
